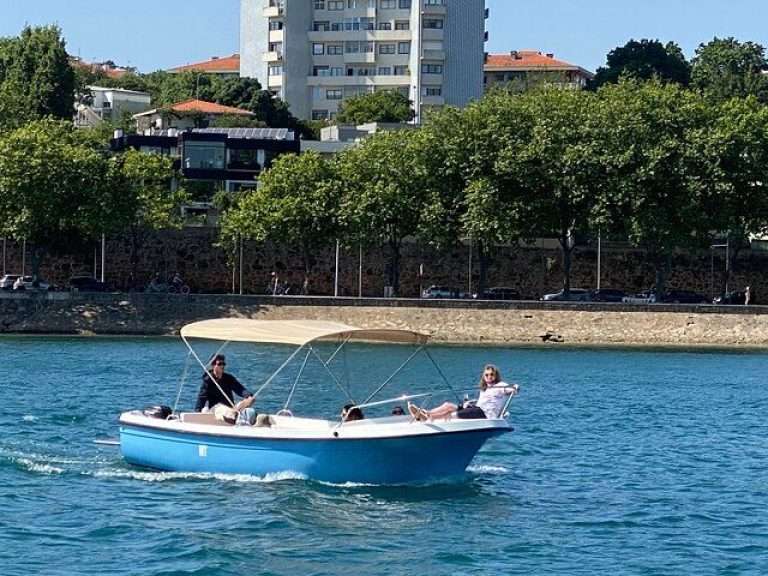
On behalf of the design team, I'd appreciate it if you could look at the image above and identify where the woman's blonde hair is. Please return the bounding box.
[478,364,501,391]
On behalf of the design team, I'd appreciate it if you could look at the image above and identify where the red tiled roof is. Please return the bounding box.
[169,54,240,74]
[485,51,589,73]
[169,99,254,115]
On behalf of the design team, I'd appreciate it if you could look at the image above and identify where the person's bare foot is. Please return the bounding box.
[408,402,428,421]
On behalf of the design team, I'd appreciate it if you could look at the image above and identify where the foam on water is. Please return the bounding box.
[466,464,510,475]
[91,468,308,483]
[16,458,64,475]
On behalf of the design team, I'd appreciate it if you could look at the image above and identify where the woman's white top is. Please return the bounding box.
[476,381,511,418]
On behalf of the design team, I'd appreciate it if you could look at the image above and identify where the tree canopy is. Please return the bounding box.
[335,90,415,124]
[590,39,691,90]
[0,26,75,131]
[691,37,768,103]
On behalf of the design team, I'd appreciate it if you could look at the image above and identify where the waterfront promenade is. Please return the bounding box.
[1,291,766,347]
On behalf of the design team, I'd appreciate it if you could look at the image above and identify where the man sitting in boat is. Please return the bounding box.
[195,354,256,424]
[340,404,364,422]
[409,364,519,421]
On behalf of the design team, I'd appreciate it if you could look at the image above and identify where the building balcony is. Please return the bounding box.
[421,73,443,85]
[421,28,444,41]
[307,30,411,42]
[421,95,445,106]
[269,30,284,43]
[267,75,283,88]
[263,6,283,17]
[344,52,377,64]
[263,51,283,62]
[422,49,445,60]
[307,75,411,87]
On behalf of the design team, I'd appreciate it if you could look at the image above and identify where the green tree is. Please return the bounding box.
[0,119,122,273]
[590,39,691,90]
[594,80,711,296]
[693,96,768,293]
[335,130,427,295]
[495,86,604,295]
[0,26,75,131]
[220,151,337,292]
[336,90,414,124]
[118,149,187,283]
[691,37,768,103]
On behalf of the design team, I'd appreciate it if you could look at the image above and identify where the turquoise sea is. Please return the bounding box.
[1,336,767,575]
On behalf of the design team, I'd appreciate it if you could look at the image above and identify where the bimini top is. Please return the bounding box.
[180,319,430,346]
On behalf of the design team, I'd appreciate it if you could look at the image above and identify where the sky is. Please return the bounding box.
[2,0,768,73]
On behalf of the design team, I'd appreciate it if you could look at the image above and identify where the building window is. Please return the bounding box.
[377,22,392,30]
[380,0,396,8]
[269,20,283,30]
[394,65,409,75]
[327,0,344,9]
[313,21,330,31]
[398,0,411,8]
[424,0,444,4]
[421,63,443,74]
[313,43,325,55]
[394,20,409,30]
[327,44,344,55]
[379,43,396,55]
[398,42,410,54]
[312,110,329,120]
[378,66,392,75]
[423,87,442,96]
[268,65,283,75]
[314,0,325,8]
[326,89,343,100]
[184,141,226,170]
[314,66,330,76]
[423,18,443,29]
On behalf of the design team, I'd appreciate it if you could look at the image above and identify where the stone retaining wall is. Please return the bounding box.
[1,292,767,347]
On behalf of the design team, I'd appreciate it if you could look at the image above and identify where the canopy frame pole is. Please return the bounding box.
[309,344,356,403]
[252,345,307,399]
[181,335,237,409]
[325,334,352,365]
[423,348,462,403]
[172,351,194,413]
[362,345,425,405]
[283,348,312,410]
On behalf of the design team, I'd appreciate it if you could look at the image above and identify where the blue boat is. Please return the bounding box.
[119,319,518,484]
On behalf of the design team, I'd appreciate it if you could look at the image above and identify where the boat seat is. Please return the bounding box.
[180,412,231,426]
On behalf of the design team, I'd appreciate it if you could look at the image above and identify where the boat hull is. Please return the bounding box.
[119,415,510,484]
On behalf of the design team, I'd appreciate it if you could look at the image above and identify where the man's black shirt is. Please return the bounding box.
[195,372,252,411]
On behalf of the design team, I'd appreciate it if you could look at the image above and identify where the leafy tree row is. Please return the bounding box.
[221,81,768,297]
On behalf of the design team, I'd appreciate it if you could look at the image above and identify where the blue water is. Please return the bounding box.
[1,337,768,576]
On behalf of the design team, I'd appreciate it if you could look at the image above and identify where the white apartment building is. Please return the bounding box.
[240,0,487,121]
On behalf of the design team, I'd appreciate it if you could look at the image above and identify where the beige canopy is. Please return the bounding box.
[180,319,430,346]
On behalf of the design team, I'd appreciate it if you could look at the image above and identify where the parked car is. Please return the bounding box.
[0,274,21,291]
[713,291,747,305]
[69,276,109,292]
[589,288,627,302]
[541,288,590,302]
[473,287,521,300]
[421,285,463,299]
[659,290,708,304]
[11,276,51,291]
[622,290,656,304]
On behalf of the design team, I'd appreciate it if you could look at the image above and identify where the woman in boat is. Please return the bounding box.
[195,354,255,423]
[341,403,364,422]
[409,364,518,421]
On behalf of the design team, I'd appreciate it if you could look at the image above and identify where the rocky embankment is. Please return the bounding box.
[1,292,767,347]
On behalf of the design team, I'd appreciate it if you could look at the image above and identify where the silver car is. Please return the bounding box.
[0,274,21,290]
[541,288,590,301]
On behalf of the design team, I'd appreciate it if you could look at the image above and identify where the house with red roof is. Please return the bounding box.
[484,51,594,91]
[168,54,241,78]
[132,98,255,132]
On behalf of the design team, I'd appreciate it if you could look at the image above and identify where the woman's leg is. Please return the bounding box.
[426,402,458,420]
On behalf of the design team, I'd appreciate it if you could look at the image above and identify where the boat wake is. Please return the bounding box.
[90,468,309,484]
[466,464,510,475]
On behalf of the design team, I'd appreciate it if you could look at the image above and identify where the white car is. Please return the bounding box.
[421,285,463,299]
[11,276,51,291]
[622,290,656,304]
[0,274,21,290]
[541,288,590,301]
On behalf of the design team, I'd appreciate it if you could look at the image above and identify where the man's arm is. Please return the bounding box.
[194,378,209,411]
